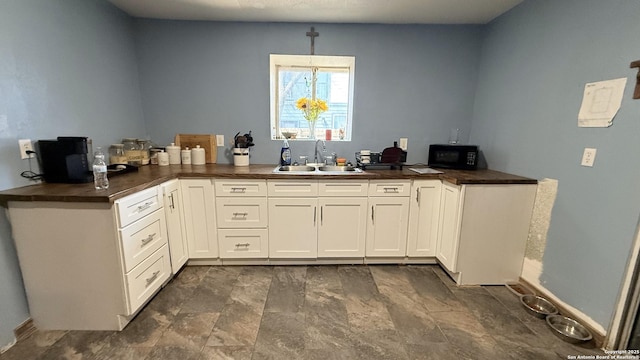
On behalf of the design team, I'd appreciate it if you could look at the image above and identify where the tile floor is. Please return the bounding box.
[0,265,605,360]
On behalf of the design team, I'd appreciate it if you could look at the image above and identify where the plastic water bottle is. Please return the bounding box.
[93,147,109,190]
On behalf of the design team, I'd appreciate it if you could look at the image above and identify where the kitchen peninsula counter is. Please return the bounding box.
[0,164,536,205]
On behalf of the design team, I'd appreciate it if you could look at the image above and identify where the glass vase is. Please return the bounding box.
[307,120,317,139]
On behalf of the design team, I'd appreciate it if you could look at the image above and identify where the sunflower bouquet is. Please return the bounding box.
[295,97,329,122]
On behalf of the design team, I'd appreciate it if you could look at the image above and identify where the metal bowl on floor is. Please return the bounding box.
[546,314,593,343]
[520,294,558,318]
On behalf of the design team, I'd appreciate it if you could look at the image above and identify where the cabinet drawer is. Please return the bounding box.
[267,180,318,197]
[125,244,171,315]
[215,180,267,197]
[116,186,162,227]
[218,229,268,258]
[368,181,411,197]
[215,197,268,228]
[119,208,167,272]
[319,180,369,197]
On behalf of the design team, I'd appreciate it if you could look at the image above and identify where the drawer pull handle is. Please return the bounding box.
[232,212,248,217]
[137,202,153,212]
[383,187,399,193]
[145,271,160,287]
[141,233,156,246]
[235,243,250,248]
[231,187,247,193]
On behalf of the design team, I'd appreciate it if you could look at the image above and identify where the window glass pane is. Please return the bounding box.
[270,55,354,141]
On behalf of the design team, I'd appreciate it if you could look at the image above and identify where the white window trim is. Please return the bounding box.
[269,54,356,141]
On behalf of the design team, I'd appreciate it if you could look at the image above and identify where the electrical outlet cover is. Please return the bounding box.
[18,139,34,159]
[216,134,225,147]
[399,137,408,151]
[581,148,597,167]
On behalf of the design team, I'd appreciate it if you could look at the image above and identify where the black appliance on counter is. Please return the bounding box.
[428,144,479,170]
[36,136,93,183]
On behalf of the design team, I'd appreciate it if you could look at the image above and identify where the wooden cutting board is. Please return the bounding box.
[174,134,217,163]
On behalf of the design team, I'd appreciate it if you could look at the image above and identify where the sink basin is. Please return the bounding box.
[318,165,359,172]
[272,165,363,174]
[277,165,316,172]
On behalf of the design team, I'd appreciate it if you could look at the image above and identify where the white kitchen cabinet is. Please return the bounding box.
[181,179,218,258]
[436,182,537,285]
[268,197,318,258]
[366,180,411,257]
[268,180,368,259]
[218,228,269,258]
[407,180,442,257]
[317,180,368,258]
[317,197,368,257]
[436,182,463,270]
[161,179,189,273]
[215,197,268,229]
[215,179,268,259]
[6,186,171,330]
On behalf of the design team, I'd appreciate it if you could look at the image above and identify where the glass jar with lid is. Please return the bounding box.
[109,144,127,165]
[137,139,152,165]
[122,138,141,165]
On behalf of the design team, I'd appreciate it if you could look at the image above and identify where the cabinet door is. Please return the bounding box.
[181,179,218,258]
[268,198,317,258]
[436,182,463,272]
[162,180,188,273]
[318,197,367,258]
[366,197,410,257]
[407,180,442,257]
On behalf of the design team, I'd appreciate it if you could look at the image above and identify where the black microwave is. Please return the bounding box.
[428,144,479,170]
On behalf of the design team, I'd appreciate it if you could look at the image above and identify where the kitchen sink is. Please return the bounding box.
[318,165,358,172]
[273,164,363,174]
[277,165,316,172]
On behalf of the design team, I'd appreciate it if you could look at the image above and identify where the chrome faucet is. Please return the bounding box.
[314,140,326,164]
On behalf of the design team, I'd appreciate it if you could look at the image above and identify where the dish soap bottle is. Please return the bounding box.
[93,147,109,190]
[280,139,291,166]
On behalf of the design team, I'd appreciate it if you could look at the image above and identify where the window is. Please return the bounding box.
[270,54,355,141]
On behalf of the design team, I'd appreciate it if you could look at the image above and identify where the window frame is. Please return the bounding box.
[269,54,356,141]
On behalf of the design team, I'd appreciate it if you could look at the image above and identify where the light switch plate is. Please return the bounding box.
[216,135,225,147]
[581,148,597,167]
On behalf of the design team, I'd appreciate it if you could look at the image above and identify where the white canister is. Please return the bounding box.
[166,142,181,165]
[157,151,169,166]
[191,145,206,165]
[233,148,249,167]
[181,147,192,164]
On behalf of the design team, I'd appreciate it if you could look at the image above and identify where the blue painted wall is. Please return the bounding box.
[470,0,640,328]
[0,0,145,347]
[133,21,483,164]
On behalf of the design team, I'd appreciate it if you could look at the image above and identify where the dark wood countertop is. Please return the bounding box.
[0,164,536,205]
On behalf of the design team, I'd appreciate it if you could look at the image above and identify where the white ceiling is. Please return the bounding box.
[108,0,523,24]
